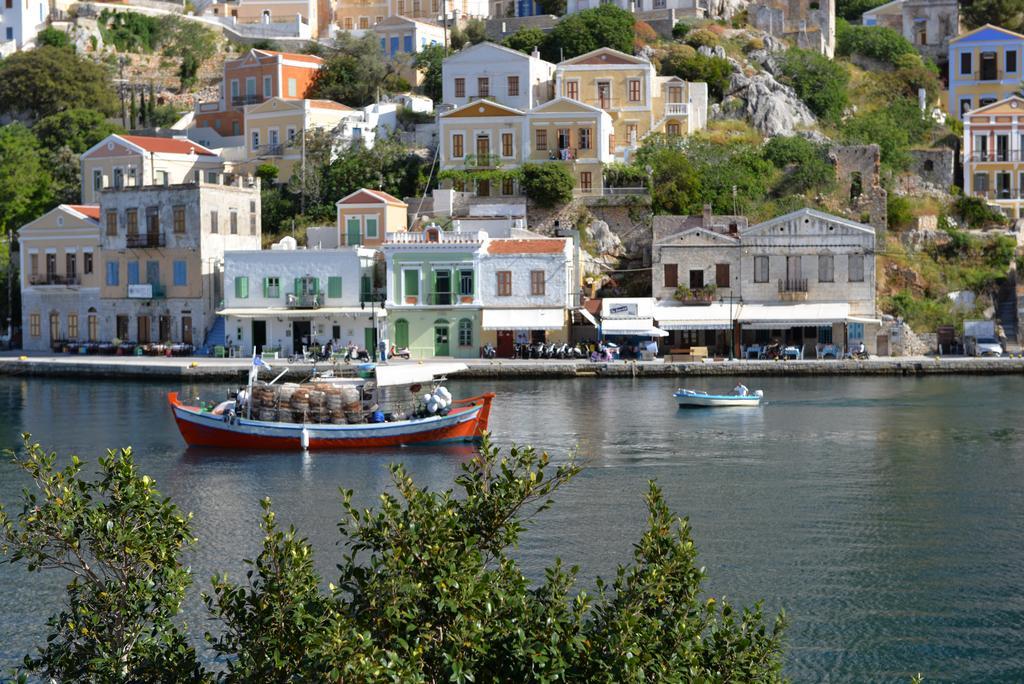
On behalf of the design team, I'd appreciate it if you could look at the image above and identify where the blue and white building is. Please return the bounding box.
[948,24,1024,121]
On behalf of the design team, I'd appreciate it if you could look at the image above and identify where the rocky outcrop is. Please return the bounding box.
[582,219,624,276]
[724,69,816,137]
[706,0,751,20]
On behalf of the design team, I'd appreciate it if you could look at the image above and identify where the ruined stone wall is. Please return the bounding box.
[907,148,955,190]
[830,144,887,237]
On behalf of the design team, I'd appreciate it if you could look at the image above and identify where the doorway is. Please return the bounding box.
[158,315,171,343]
[434,270,451,305]
[364,327,377,356]
[182,316,193,344]
[434,322,449,356]
[497,330,514,357]
[252,320,267,354]
[292,320,311,354]
[138,316,151,343]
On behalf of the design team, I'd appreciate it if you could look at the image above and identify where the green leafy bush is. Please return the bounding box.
[502,26,547,54]
[685,28,720,49]
[836,19,916,63]
[836,0,888,21]
[521,162,576,207]
[671,20,692,39]
[954,195,1009,228]
[778,48,849,122]
[35,26,71,49]
[543,4,635,61]
[840,98,932,171]
[763,136,835,196]
[659,45,732,101]
[887,195,913,231]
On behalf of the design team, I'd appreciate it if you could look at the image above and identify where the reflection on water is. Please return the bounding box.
[1,375,1023,682]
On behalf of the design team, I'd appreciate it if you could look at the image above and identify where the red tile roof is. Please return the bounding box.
[120,135,217,156]
[487,239,567,254]
[67,205,100,220]
[338,188,407,207]
[256,49,324,65]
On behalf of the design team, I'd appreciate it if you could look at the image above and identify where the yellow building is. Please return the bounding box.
[553,47,708,161]
[18,205,102,351]
[439,100,527,198]
[241,97,362,181]
[524,97,614,195]
[80,135,226,205]
[963,95,1024,217]
[948,24,1024,120]
[336,188,409,248]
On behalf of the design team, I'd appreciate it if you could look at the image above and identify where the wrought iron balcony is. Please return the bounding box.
[231,94,264,107]
[30,274,80,286]
[778,278,808,293]
[286,292,321,309]
[126,233,165,248]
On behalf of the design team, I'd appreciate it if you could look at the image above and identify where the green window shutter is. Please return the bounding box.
[404,269,419,296]
[328,276,342,298]
[262,277,269,298]
[235,276,249,299]
[294,277,301,296]
[311,277,319,295]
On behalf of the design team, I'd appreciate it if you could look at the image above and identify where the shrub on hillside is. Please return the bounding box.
[836,19,915,63]
[841,98,932,171]
[954,195,1009,228]
[763,136,835,196]
[778,48,849,122]
[659,45,732,101]
[685,28,720,49]
[520,163,575,207]
[887,195,914,231]
[671,20,692,39]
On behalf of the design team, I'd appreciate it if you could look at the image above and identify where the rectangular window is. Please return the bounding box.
[566,81,578,100]
[66,253,77,279]
[106,261,119,286]
[478,77,489,98]
[246,76,256,96]
[288,78,297,97]
[113,168,123,189]
[263,75,272,97]
[230,79,239,99]
[628,79,641,102]
[403,269,419,300]
[502,177,515,195]
[84,252,93,274]
[848,254,865,282]
[29,313,40,337]
[173,260,187,286]
[452,134,464,158]
[88,313,97,341]
[580,171,592,192]
[497,271,512,296]
[459,269,474,296]
[507,75,519,97]
[536,129,547,151]
[365,216,378,238]
[502,132,513,157]
[664,264,678,288]
[973,172,990,191]
[251,130,260,151]
[173,205,186,233]
[578,127,591,150]
[327,276,343,298]
[818,254,834,283]
[715,263,730,288]
[106,210,118,236]
[235,276,249,299]
[458,320,472,346]
[754,255,769,283]
[961,51,972,76]
[210,210,218,233]
[93,170,103,191]
[30,254,38,276]
[250,201,257,234]
[626,123,638,143]
[128,167,137,186]
[230,211,238,234]
[125,209,137,236]
[260,277,279,298]
[530,270,545,295]
[127,261,140,286]
[455,77,465,98]
[68,313,78,339]
[1009,50,1018,73]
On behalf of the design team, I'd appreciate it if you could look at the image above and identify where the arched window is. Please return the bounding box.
[458,318,473,347]
[394,318,409,348]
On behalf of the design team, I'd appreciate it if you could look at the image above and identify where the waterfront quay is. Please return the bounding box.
[2,353,1023,381]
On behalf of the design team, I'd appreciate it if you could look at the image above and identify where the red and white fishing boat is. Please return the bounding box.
[168,360,493,450]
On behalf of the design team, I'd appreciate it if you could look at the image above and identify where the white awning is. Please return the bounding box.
[218,307,387,319]
[655,303,735,330]
[578,307,598,327]
[600,318,669,337]
[481,308,565,330]
[375,362,468,387]
[738,303,849,329]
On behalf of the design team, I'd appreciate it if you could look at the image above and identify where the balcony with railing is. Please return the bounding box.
[384,229,486,245]
[968,150,1024,162]
[231,94,264,107]
[286,292,322,309]
[664,102,688,116]
[29,274,81,286]
[126,233,166,248]
[778,277,809,301]
[971,188,1024,200]
[257,143,286,157]
[462,153,502,168]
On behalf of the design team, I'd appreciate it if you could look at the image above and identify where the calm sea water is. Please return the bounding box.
[0,375,1022,682]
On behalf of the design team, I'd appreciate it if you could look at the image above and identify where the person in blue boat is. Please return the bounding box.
[733,382,749,396]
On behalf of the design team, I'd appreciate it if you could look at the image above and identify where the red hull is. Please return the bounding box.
[168,392,494,450]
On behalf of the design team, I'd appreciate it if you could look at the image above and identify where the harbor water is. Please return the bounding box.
[0,375,1022,682]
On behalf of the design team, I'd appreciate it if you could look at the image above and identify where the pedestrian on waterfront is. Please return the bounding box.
[997,323,1007,349]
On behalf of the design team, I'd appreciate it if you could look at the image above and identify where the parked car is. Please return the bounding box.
[972,337,1004,357]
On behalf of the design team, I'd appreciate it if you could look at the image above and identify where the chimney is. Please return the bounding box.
[531,47,540,59]
[702,204,712,228]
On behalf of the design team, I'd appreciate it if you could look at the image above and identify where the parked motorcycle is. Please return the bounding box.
[389,345,412,360]
[481,343,496,359]
[343,345,371,363]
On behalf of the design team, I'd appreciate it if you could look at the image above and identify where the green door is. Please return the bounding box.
[434,322,449,356]
[394,319,409,348]
[364,326,377,355]
[346,217,361,246]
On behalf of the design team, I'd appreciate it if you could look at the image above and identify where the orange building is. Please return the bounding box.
[193,49,325,139]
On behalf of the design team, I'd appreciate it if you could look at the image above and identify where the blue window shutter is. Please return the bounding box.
[106,261,119,286]
[380,38,385,52]
[390,37,399,56]
[404,35,413,53]
[127,261,139,285]
[173,260,187,286]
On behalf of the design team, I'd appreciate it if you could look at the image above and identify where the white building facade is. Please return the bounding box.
[220,244,382,355]
[441,41,555,111]
[1,0,47,53]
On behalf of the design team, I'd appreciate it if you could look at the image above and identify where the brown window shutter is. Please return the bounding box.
[664,264,678,288]
[716,263,730,288]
